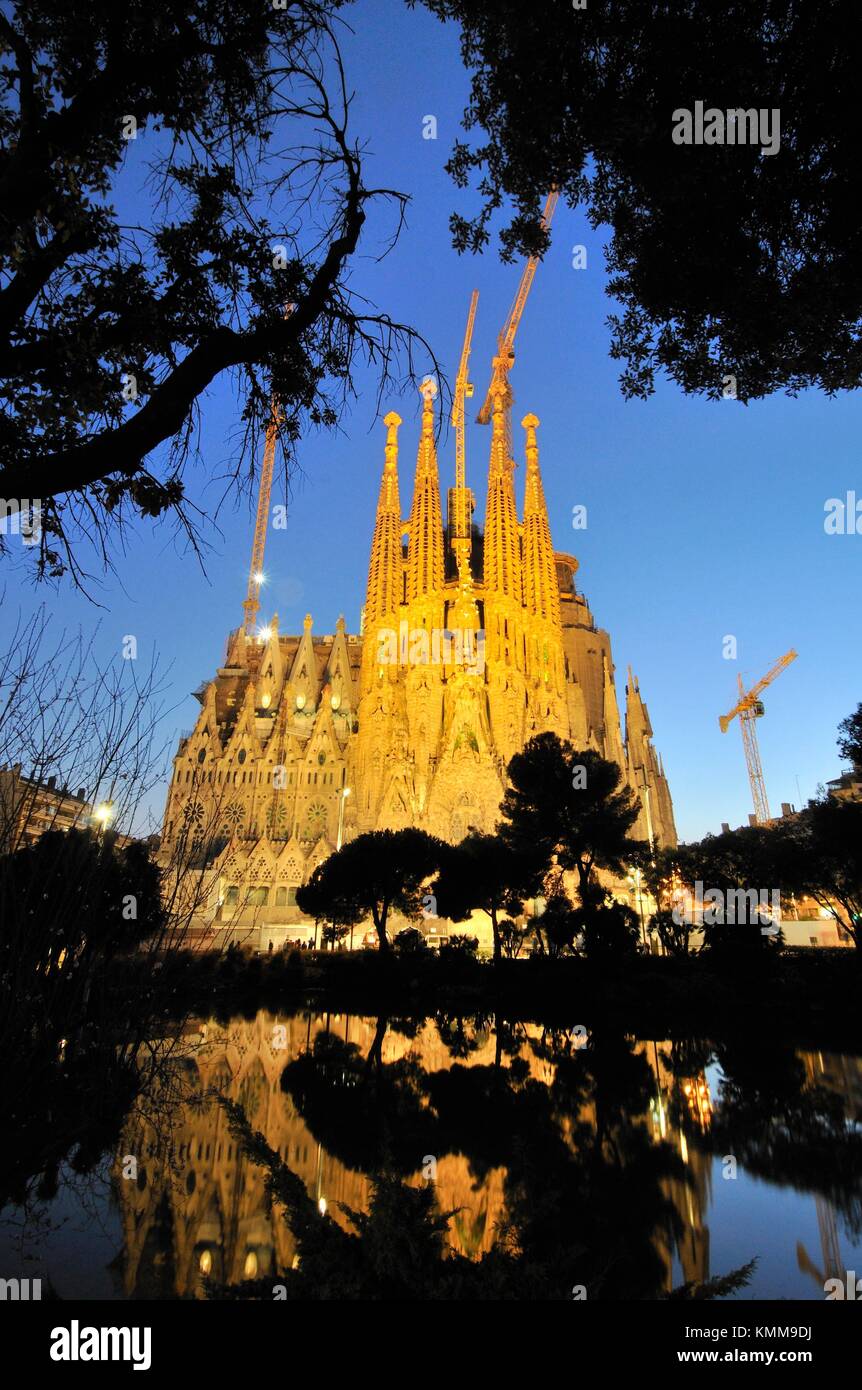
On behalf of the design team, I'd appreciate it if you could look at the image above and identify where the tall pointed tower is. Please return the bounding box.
[483,380,527,765]
[521,413,566,734]
[405,380,445,616]
[625,668,678,848]
[354,410,411,831]
[402,380,446,814]
[361,410,403,675]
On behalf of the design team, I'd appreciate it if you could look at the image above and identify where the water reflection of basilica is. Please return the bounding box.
[114,1014,716,1298]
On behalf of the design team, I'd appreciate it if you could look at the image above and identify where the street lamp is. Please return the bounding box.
[628,866,648,950]
[94,800,113,837]
[336,785,351,851]
[336,785,352,949]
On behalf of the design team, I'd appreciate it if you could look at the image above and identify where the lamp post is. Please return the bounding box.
[336,785,351,851]
[629,866,648,950]
[335,785,352,952]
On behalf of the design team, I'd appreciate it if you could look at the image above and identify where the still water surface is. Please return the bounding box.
[2,1011,860,1299]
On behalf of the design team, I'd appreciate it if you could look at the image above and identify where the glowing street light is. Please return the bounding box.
[94,800,113,832]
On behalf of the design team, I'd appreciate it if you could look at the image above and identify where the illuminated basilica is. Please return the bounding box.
[160,356,676,946]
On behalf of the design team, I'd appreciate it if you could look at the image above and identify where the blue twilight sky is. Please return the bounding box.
[2,0,860,843]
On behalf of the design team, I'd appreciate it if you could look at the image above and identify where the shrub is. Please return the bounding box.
[438,933,479,964]
[392,927,428,956]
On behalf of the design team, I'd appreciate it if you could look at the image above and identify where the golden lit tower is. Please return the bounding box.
[482,381,526,764]
[449,291,480,632]
[626,668,678,848]
[406,379,445,609]
[362,411,403,656]
[354,410,414,832]
[403,379,447,809]
[521,413,566,728]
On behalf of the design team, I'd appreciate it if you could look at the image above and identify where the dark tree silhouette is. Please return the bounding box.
[837,702,862,768]
[432,828,542,966]
[0,2,430,579]
[499,733,644,902]
[296,827,447,953]
[793,798,862,947]
[422,0,862,402]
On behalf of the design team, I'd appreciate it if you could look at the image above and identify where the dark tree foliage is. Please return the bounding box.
[499,733,644,900]
[432,828,542,965]
[837,701,862,768]
[792,797,862,947]
[420,0,862,402]
[0,823,163,1042]
[0,825,162,974]
[0,826,166,1202]
[0,1,426,579]
[574,888,642,961]
[295,827,447,952]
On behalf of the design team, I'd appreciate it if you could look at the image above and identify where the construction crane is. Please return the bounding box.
[718,650,798,824]
[241,304,294,637]
[476,189,559,455]
[242,406,278,637]
[449,289,479,583]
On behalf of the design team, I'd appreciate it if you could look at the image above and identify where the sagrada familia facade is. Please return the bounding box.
[161,375,676,944]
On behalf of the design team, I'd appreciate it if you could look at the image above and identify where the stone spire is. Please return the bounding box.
[625,668,677,848]
[363,411,403,632]
[602,654,627,771]
[483,381,523,605]
[406,379,444,604]
[521,413,566,727]
[521,414,561,629]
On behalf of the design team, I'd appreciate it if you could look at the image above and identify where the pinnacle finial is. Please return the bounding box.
[420,376,437,436]
[383,411,401,470]
[522,412,540,462]
[383,410,402,440]
[303,612,313,632]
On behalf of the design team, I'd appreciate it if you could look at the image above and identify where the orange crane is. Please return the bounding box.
[242,304,295,637]
[449,289,479,582]
[242,405,278,637]
[718,650,798,824]
[476,189,559,455]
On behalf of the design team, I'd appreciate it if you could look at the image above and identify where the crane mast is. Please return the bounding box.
[241,305,294,637]
[450,289,479,583]
[718,649,798,824]
[242,406,278,637]
[476,189,559,455]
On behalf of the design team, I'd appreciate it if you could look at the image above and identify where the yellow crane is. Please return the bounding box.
[449,288,479,583]
[242,304,295,637]
[719,649,798,824]
[242,405,278,637]
[476,188,559,455]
